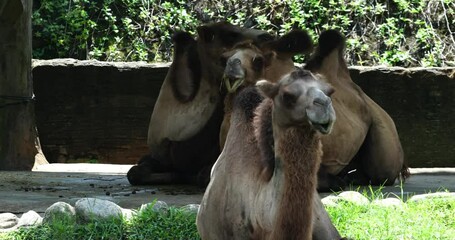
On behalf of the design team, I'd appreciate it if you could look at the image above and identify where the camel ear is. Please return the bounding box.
[263,51,277,68]
[256,80,278,99]
[304,30,346,80]
[264,29,313,59]
[197,25,215,43]
[169,31,201,102]
[197,22,243,47]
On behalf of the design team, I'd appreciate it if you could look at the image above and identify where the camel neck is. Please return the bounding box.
[271,127,321,240]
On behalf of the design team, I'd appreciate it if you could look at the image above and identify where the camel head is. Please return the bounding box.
[220,29,314,93]
[168,22,274,103]
[196,22,274,83]
[220,41,271,93]
[256,69,336,134]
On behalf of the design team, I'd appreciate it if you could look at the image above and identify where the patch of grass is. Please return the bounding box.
[0,203,200,240]
[1,193,454,239]
[326,192,455,239]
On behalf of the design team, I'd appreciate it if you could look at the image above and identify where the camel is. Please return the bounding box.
[217,29,408,190]
[127,25,314,186]
[128,22,408,190]
[197,69,341,239]
[302,30,410,190]
[127,22,274,185]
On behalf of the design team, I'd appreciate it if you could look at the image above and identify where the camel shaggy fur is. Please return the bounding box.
[197,69,341,239]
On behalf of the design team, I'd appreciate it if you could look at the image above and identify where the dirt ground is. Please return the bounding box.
[1,164,454,215]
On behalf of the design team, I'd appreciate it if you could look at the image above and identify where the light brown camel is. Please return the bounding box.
[197,69,341,239]
[218,30,313,149]
[222,30,410,190]
[127,22,274,185]
[303,30,409,189]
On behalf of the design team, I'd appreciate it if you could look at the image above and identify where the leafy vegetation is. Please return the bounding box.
[1,203,199,240]
[1,193,454,239]
[33,0,455,66]
[32,0,454,67]
[327,196,455,239]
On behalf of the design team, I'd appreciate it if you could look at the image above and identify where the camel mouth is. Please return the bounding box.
[223,74,245,93]
[312,121,332,134]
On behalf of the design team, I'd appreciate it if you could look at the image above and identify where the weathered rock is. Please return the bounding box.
[407,192,455,203]
[338,191,370,205]
[321,195,341,207]
[17,210,43,227]
[180,204,199,214]
[75,198,123,222]
[371,198,404,207]
[121,208,135,220]
[0,213,18,230]
[140,200,168,212]
[43,201,76,223]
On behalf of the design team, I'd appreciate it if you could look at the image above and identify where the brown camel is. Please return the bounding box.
[217,29,408,190]
[127,22,274,185]
[302,30,409,190]
[197,69,341,239]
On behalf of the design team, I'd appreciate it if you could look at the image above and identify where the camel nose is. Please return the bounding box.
[225,58,244,79]
[313,96,331,107]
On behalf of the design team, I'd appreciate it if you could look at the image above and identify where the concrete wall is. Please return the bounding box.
[32,59,455,167]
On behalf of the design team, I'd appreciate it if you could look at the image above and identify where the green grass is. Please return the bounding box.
[327,197,455,239]
[0,203,200,240]
[1,193,454,240]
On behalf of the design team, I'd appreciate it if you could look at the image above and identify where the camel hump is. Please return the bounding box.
[262,29,313,59]
[172,31,196,53]
[316,30,345,57]
[305,30,345,71]
[168,31,202,103]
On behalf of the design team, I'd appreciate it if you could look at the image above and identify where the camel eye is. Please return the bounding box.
[282,91,297,107]
[219,56,228,67]
[252,56,264,72]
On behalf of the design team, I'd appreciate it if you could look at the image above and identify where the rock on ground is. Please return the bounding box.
[0,213,18,232]
[372,198,404,207]
[43,201,76,223]
[140,200,168,212]
[17,210,42,227]
[180,204,200,214]
[407,192,455,203]
[338,191,370,205]
[75,198,124,222]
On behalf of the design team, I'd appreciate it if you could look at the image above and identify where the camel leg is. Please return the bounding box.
[127,102,224,186]
[317,165,346,192]
[355,101,406,186]
[312,193,342,240]
[127,153,177,185]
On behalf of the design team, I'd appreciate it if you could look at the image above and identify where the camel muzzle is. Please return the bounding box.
[223,58,245,93]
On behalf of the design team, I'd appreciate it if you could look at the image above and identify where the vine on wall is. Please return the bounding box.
[32,0,455,67]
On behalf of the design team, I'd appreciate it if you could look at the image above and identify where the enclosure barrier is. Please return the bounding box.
[32,59,455,167]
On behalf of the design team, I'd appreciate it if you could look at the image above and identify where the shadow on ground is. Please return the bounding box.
[0,164,454,215]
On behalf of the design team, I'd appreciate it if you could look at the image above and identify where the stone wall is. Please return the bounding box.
[32,59,455,167]
[33,59,169,164]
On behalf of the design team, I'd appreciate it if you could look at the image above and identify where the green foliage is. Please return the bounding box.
[32,0,455,67]
[1,201,200,240]
[326,196,455,239]
[1,194,454,239]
